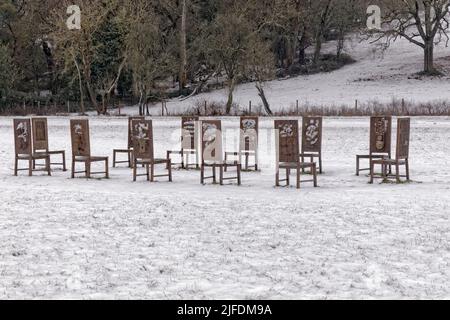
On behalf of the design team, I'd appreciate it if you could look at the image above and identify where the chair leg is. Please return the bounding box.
[245,153,249,171]
[168,160,172,182]
[369,161,374,184]
[212,165,216,184]
[301,155,305,173]
[14,156,18,176]
[71,159,75,179]
[105,158,109,179]
[113,151,116,168]
[86,161,91,179]
[133,160,137,181]
[219,165,224,185]
[356,156,359,176]
[47,156,51,176]
[201,164,204,184]
[150,163,155,182]
[33,159,36,170]
[275,169,280,187]
[237,164,241,186]
[296,165,301,189]
[286,168,290,186]
[405,159,410,181]
[62,151,67,171]
[319,155,323,174]
[128,151,131,168]
[395,163,400,183]
[224,154,228,172]
[28,159,33,176]
[313,164,318,187]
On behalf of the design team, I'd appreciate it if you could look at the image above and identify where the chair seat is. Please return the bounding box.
[74,156,108,162]
[114,148,131,153]
[136,158,169,164]
[357,154,386,159]
[204,161,240,166]
[17,153,49,160]
[279,162,315,169]
[372,158,406,165]
[46,150,65,155]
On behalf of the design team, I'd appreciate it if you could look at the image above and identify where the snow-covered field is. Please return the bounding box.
[0,116,449,299]
[128,36,450,115]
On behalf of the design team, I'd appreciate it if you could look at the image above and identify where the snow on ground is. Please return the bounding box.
[120,36,450,115]
[0,116,449,299]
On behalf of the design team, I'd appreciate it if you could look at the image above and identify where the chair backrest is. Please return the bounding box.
[201,120,223,163]
[32,117,49,152]
[396,118,410,160]
[13,118,32,155]
[131,119,154,160]
[181,116,199,150]
[370,116,392,154]
[275,120,299,163]
[128,116,145,148]
[240,116,258,152]
[301,116,322,153]
[70,119,91,157]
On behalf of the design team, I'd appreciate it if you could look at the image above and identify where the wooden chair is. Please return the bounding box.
[275,120,317,189]
[131,119,172,182]
[31,117,66,171]
[225,116,259,172]
[356,116,392,176]
[13,118,51,176]
[370,118,411,184]
[70,119,109,179]
[167,116,199,169]
[200,120,241,185]
[113,116,144,168]
[300,116,323,174]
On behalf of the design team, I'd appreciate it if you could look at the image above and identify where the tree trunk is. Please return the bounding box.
[179,0,188,93]
[225,78,235,115]
[424,43,434,73]
[256,83,272,116]
[313,33,322,66]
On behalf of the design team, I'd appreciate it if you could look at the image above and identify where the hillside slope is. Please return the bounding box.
[136,36,450,115]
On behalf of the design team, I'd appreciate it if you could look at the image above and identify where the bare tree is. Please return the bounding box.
[369,0,450,74]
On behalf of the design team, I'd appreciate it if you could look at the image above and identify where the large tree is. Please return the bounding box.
[370,0,450,74]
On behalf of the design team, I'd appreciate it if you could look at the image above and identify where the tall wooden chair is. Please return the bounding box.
[200,120,241,185]
[370,118,411,184]
[356,116,392,176]
[32,117,66,171]
[225,116,259,172]
[167,116,199,169]
[70,119,109,179]
[13,118,51,176]
[113,116,145,168]
[131,119,172,182]
[275,120,317,189]
[300,116,323,173]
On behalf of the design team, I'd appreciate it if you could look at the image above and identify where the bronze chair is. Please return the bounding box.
[13,118,51,176]
[167,116,199,169]
[275,120,317,189]
[113,116,144,168]
[200,120,241,185]
[32,117,66,171]
[356,116,392,176]
[300,116,323,174]
[70,119,109,179]
[225,116,259,172]
[131,119,172,182]
[370,118,411,184]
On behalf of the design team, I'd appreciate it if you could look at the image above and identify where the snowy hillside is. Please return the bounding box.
[131,36,450,115]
